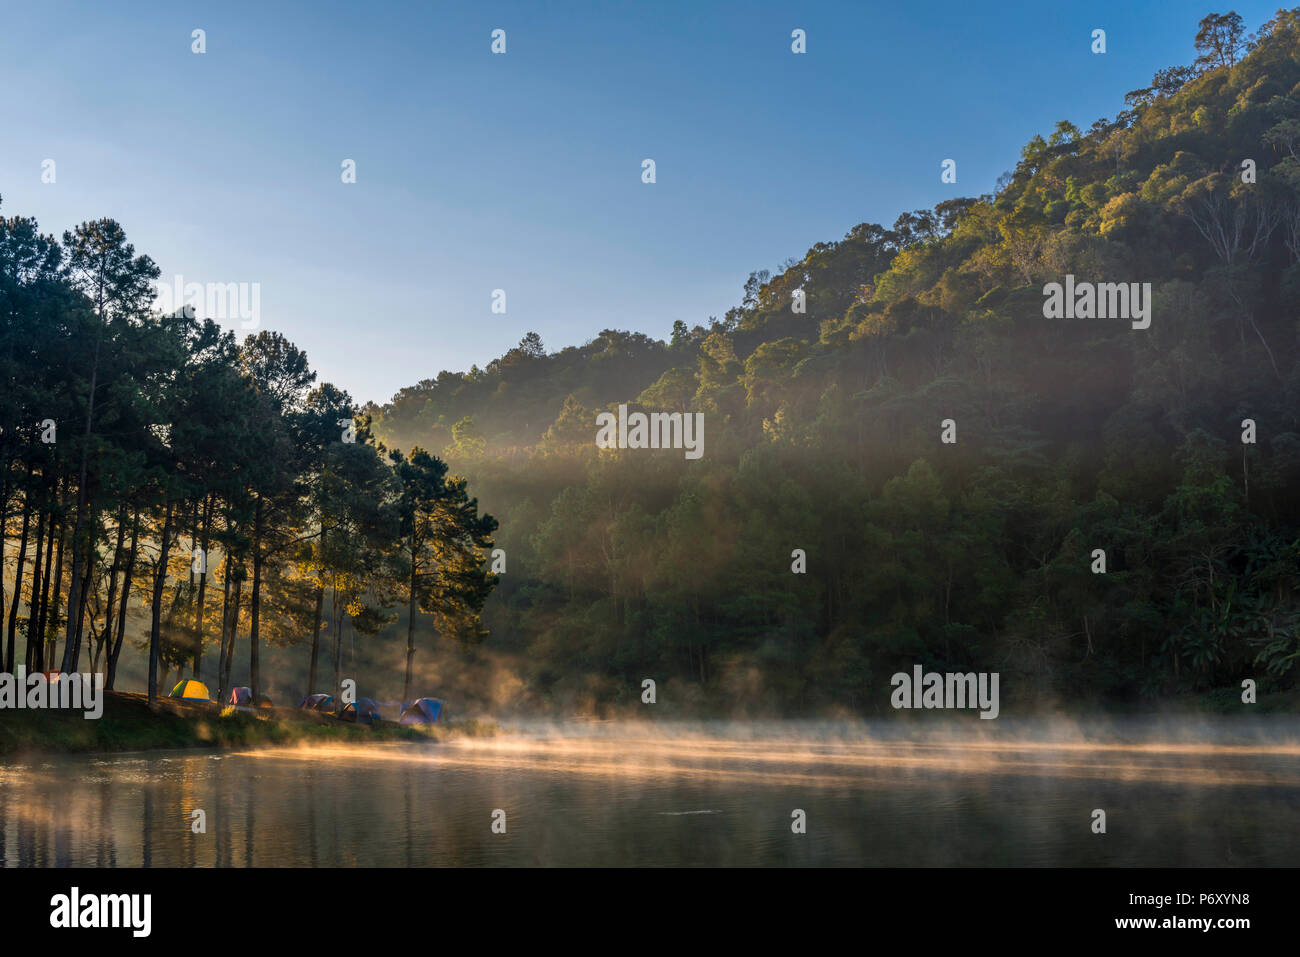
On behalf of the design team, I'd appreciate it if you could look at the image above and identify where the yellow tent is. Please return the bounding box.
[168,679,211,701]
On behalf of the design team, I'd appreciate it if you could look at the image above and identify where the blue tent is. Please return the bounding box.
[399,698,444,726]
[229,687,253,706]
[340,697,383,724]
[299,693,332,710]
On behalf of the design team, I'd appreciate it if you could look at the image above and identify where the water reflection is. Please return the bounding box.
[1,720,1298,866]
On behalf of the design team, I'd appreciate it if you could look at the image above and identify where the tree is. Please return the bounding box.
[445,416,486,459]
[518,332,546,358]
[59,219,159,674]
[1194,12,1245,71]
[315,428,394,710]
[238,331,316,702]
[390,447,448,701]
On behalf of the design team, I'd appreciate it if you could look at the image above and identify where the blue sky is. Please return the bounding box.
[0,0,1282,404]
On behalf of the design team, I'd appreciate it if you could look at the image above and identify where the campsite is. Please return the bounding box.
[166,676,443,725]
[0,677,471,757]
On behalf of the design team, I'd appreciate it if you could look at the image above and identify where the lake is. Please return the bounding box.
[2,718,1298,866]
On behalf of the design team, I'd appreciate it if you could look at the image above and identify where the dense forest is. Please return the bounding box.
[0,218,498,706]
[365,9,1300,715]
[4,10,1300,718]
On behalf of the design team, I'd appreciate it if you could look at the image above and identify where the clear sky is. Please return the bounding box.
[0,0,1283,405]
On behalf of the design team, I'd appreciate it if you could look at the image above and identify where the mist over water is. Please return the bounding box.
[2,717,1297,867]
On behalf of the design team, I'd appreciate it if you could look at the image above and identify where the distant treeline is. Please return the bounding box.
[366,10,1300,714]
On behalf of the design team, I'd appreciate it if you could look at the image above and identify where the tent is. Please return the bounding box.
[299,693,331,710]
[340,698,383,724]
[399,698,444,726]
[169,679,211,701]
[257,697,274,709]
[229,687,253,706]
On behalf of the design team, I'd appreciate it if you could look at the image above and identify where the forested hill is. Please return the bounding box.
[368,9,1300,715]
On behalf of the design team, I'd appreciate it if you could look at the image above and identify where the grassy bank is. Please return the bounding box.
[0,691,496,757]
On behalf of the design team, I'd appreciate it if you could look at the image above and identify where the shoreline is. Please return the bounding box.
[3,687,1296,758]
[0,691,495,758]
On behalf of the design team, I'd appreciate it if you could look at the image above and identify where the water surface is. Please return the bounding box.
[2,719,1297,866]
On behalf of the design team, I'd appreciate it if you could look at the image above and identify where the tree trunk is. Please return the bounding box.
[5,478,34,674]
[404,544,417,702]
[0,477,7,672]
[217,558,232,702]
[193,493,214,680]
[100,504,127,678]
[49,515,68,670]
[107,508,140,691]
[223,573,243,701]
[88,621,102,675]
[63,322,103,677]
[24,495,47,672]
[70,542,94,672]
[332,585,343,714]
[249,498,264,703]
[147,501,175,703]
[308,584,323,695]
[34,504,57,671]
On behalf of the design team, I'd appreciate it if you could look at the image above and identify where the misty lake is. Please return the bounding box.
[2,719,1298,867]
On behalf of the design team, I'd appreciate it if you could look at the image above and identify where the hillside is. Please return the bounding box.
[366,9,1300,715]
